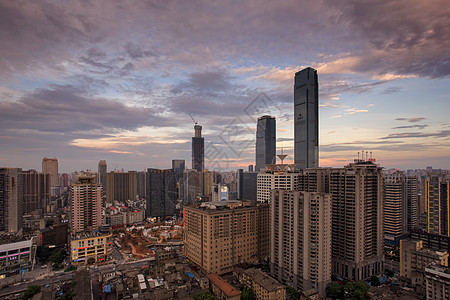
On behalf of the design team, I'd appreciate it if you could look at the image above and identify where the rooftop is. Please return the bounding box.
[244,268,284,291]
[71,231,111,240]
[207,273,241,297]
[0,237,34,253]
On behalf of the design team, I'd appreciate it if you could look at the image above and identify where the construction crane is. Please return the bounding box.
[189,113,198,125]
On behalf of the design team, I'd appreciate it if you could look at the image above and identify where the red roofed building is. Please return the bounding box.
[207,273,241,300]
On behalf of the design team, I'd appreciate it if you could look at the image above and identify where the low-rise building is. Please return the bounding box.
[207,273,241,300]
[241,268,285,300]
[0,237,36,278]
[425,263,450,300]
[70,232,113,265]
[38,223,68,247]
[400,239,448,295]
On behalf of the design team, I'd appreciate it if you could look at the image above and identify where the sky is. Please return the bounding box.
[1,0,449,173]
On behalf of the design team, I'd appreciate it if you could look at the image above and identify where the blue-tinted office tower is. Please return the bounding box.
[294,67,319,169]
[255,115,276,172]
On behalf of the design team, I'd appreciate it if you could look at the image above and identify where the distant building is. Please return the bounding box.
[425,263,450,300]
[70,177,102,233]
[106,171,137,203]
[192,125,204,172]
[184,201,269,274]
[146,168,176,218]
[248,165,254,172]
[98,160,107,192]
[0,168,23,233]
[172,160,185,174]
[294,67,319,169]
[426,174,450,236]
[270,190,331,297]
[70,232,112,265]
[241,268,285,300]
[242,172,257,201]
[42,157,59,188]
[22,169,50,214]
[136,171,146,199]
[255,115,276,172]
[406,176,419,231]
[0,237,36,278]
[384,170,407,238]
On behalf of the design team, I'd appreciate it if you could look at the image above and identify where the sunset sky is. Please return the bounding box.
[1,0,449,172]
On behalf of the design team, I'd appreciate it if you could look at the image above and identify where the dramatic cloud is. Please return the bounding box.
[395,117,426,123]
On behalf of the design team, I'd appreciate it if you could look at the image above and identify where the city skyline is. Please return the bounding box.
[1,0,449,172]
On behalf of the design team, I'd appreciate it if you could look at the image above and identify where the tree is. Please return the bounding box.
[326,281,344,300]
[22,285,41,300]
[49,249,66,265]
[286,286,300,300]
[192,290,215,300]
[370,275,380,287]
[241,288,255,300]
[345,281,369,300]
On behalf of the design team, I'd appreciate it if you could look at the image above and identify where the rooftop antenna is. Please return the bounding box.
[277,148,288,164]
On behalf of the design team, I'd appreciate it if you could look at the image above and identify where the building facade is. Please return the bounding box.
[70,177,102,233]
[255,115,276,172]
[192,125,204,172]
[426,174,450,236]
[330,161,384,281]
[425,264,450,300]
[22,170,50,214]
[146,168,176,219]
[241,268,286,300]
[384,170,407,237]
[106,171,137,203]
[0,168,23,233]
[42,157,58,188]
[270,190,331,297]
[70,232,113,265]
[98,160,107,192]
[0,237,36,278]
[184,201,269,275]
[294,67,319,169]
[406,176,419,231]
[257,163,297,204]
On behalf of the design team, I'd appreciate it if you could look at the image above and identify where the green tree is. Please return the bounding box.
[242,288,255,300]
[49,249,66,264]
[370,275,380,287]
[36,246,52,263]
[345,281,369,300]
[22,285,41,300]
[192,290,215,300]
[286,286,300,300]
[326,281,344,300]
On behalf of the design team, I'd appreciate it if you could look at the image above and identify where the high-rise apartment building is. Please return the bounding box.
[384,170,407,237]
[294,67,319,169]
[184,201,269,275]
[330,160,384,280]
[42,157,59,187]
[426,174,450,236]
[106,171,137,203]
[98,160,107,192]
[270,190,331,297]
[136,171,146,199]
[146,168,176,218]
[0,168,23,233]
[255,115,276,172]
[192,125,204,172]
[406,176,419,231]
[70,177,102,233]
[22,169,50,214]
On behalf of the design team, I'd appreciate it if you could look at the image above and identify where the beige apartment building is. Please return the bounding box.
[42,157,58,188]
[70,177,102,233]
[270,189,331,298]
[257,162,297,204]
[425,263,450,300]
[184,201,269,275]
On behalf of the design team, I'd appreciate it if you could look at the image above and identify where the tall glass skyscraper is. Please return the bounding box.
[192,125,204,172]
[294,67,319,169]
[255,115,276,172]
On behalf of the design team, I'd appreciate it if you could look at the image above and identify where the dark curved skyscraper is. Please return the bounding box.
[294,67,319,169]
[255,115,276,172]
[192,125,204,172]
